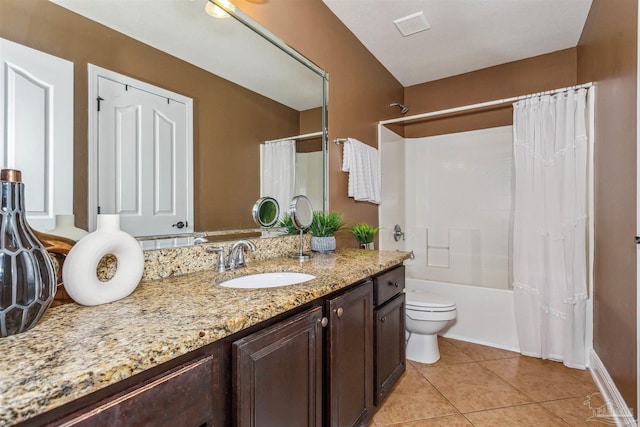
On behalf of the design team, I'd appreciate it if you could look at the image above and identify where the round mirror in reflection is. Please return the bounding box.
[290,195,313,230]
[252,197,280,228]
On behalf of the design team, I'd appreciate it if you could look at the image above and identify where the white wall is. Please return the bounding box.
[381,125,513,290]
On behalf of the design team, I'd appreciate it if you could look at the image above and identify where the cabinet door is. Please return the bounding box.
[327,281,373,427]
[375,293,406,405]
[233,306,323,427]
[54,356,215,427]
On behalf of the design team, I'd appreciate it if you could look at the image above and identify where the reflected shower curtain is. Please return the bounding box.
[261,140,296,217]
[512,88,589,369]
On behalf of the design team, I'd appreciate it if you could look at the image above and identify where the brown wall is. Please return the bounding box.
[577,0,638,410]
[0,0,302,232]
[233,0,404,247]
[403,49,578,137]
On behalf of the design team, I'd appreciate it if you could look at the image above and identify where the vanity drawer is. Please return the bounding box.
[56,356,215,427]
[374,266,405,306]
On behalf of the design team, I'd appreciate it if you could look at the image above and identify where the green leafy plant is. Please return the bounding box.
[350,222,378,244]
[276,213,302,235]
[309,211,346,237]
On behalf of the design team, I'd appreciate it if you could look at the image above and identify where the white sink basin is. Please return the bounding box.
[219,272,316,289]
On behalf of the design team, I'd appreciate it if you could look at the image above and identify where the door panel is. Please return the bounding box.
[327,281,373,427]
[0,38,73,231]
[233,307,323,427]
[97,76,189,236]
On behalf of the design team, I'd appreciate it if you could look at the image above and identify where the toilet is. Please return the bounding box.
[405,289,457,364]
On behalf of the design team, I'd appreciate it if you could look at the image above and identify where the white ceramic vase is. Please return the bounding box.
[62,214,144,306]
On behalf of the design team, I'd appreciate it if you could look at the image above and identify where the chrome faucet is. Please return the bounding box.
[206,240,257,272]
[206,246,227,272]
[228,240,257,269]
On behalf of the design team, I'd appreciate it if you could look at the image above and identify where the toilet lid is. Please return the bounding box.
[405,290,456,309]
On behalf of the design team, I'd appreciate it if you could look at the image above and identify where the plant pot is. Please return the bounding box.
[360,242,375,250]
[310,236,336,253]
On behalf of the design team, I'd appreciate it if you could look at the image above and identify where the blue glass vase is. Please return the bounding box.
[0,169,56,337]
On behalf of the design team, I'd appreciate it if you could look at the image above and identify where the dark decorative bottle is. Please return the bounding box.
[0,169,56,337]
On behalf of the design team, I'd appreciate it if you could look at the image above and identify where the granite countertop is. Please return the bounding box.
[0,249,409,425]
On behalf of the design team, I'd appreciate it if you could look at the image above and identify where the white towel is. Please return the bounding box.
[341,138,380,204]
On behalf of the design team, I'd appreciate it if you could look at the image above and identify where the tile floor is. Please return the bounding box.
[370,337,603,426]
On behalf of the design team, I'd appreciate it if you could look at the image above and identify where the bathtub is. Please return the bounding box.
[405,278,520,352]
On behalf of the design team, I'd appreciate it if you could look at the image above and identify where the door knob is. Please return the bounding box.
[172,221,187,229]
[334,307,344,318]
[379,316,386,322]
[388,280,399,288]
[318,317,329,327]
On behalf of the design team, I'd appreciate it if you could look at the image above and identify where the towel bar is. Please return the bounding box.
[334,138,348,145]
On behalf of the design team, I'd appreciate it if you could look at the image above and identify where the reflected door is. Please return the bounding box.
[96,76,191,236]
[0,38,73,231]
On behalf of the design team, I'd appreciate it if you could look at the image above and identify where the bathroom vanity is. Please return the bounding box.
[0,249,408,426]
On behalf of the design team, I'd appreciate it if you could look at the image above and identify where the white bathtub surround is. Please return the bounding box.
[512,87,592,369]
[260,140,296,215]
[341,138,380,204]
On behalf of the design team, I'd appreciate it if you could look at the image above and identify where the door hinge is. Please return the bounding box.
[97,206,101,214]
[97,96,104,112]
[635,236,640,244]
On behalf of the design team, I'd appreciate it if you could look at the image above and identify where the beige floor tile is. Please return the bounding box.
[481,357,598,402]
[373,365,458,426]
[416,362,532,413]
[541,394,607,426]
[408,338,475,367]
[378,415,473,427]
[465,403,569,426]
[444,337,520,362]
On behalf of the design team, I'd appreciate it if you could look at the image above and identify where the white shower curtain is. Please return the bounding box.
[261,140,296,217]
[512,88,589,369]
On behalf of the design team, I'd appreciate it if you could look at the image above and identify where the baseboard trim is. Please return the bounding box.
[440,332,520,353]
[589,349,637,426]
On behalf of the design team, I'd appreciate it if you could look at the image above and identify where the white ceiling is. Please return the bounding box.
[50,0,324,111]
[322,0,593,87]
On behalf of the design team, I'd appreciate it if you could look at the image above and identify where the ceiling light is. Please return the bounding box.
[393,11,431,37]
[205,0,236,19]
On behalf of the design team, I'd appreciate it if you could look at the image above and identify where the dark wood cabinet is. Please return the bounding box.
[374,293,405,405]
[326,280,374,427]
[233,306,324,427]
[373,265,406,406]
[53,356,216,427]
[26,263,406,427]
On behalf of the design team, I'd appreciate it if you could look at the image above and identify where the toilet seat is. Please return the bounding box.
[405,290,456,312]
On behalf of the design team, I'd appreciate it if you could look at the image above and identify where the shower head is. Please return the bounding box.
[390,102,409,115]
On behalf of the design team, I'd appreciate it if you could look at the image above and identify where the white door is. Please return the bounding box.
[0,38,73,231]
[91,67,192,237]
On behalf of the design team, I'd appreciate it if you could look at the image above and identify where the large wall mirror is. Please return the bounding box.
[9,0,327,241]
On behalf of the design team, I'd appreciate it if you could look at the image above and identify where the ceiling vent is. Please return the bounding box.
[393,11,431,37]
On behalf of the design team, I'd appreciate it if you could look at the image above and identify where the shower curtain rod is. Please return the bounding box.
[264,131,323,144]
[378,82,593,126]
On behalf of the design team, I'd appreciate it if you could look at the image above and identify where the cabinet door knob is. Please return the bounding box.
[388,280,399,288]
[318,317,329,327]
[379,316,386,322]
[334,307,344,318]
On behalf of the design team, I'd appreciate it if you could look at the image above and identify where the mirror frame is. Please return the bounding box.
[135,1,329,244]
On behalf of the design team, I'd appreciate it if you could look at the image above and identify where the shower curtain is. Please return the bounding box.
[512,88,589,369]
[261,140,296,218]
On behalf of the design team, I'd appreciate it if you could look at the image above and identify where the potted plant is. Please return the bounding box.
[350,222,378,250]
[276,213,302,236]
[309,211,345,253]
